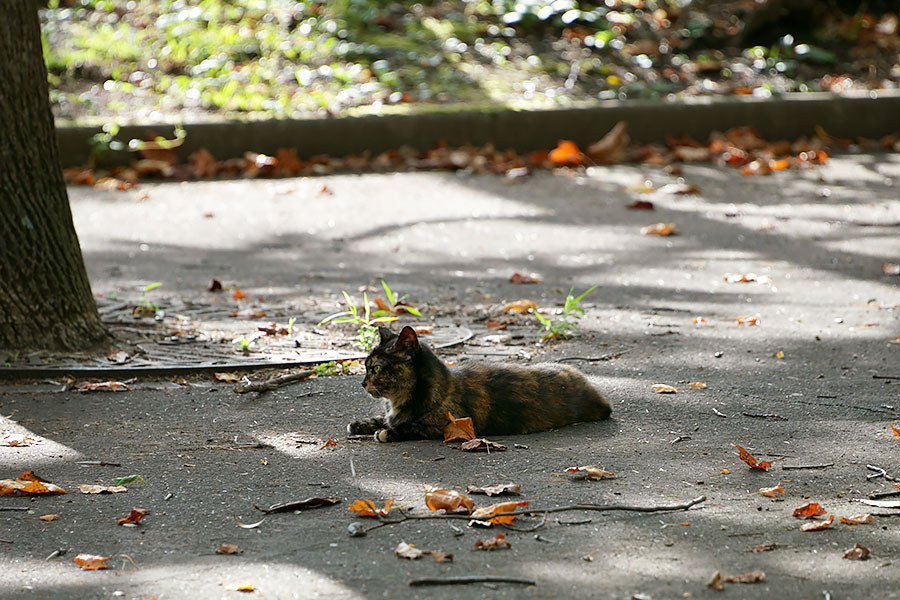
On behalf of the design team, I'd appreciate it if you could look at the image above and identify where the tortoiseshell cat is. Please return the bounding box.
[348,326,611,442]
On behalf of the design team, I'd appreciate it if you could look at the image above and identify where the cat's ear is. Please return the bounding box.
[377,326,394,346]
[393,326,419,358]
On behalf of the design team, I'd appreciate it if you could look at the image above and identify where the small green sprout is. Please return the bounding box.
[318,291,397,351]
[532,285,597,341]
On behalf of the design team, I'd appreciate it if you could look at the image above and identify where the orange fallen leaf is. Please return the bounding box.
[0,471,67,496]
[72,380,131,392]
[0,433,44,446]
[485,318,508,330]
[39,514,61,521]
[425,489,474,514]
[214,372,240,383]
[475,532,511,550]
[793,502,827,519]
[891,424,900,439]
[731,444,771,471]
[509,272,541,284]
[692,316,706,324]
[736,316,761,326]
[650,383,678,394]
[688,382,708,389]
[627,199,655,210]
[470,500,529,525]
[800,514,834,531]
[640,222,676,236]
[228,583,256,592]
[232,288,248,300]
[839,514,873,525]
[443,412,476,442]
[74,553,112,570]
[116,508,150,526]
[757,486,785,497]
[319,436,337,450]
[549,140,583,166]
[750,543,778,552]
[347,499,395,518]
[502,300,538,314]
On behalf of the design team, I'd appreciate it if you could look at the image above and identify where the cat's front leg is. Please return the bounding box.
[348,416,385,435]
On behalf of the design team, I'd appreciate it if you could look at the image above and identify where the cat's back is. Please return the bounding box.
[447,360,611,435]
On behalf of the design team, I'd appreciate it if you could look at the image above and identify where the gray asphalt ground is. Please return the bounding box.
[2,151,900,599]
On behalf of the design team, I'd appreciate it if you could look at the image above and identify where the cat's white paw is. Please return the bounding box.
[346,423,353,434]
[375,429,389,443]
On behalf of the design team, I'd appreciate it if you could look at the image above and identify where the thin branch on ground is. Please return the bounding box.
[557,351,628,363]
[364,496,706,533]
[742,412,787,420]
[234,369,313,393]
[0,507,29,512]
[867,464,897,481]
[410,575,536,587]
[782,462,834,470]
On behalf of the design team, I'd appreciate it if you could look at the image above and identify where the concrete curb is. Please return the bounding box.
[55,91,900,167]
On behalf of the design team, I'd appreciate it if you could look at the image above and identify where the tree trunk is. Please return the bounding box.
[0,4,109,351]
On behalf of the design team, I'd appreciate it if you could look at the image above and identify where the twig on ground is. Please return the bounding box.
[557,351,628,363]
[870,490,900,499]
[75,460,121,466]
[410,575,536,587]
[867,464,897,481]
[742,412,787,420]
[873,375,900,380]
[782,462,834,470]
[0,539,13,544]
[712,408,728,418]
[234,369,313,394]
[670,435,691,444]
[363,496,706,533]
[0,507,29,512]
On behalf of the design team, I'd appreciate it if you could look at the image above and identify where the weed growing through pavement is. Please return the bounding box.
[133,282,162,315]
[312,360,358,377]
[232,331,265,354]
[318,291,397,351]
[532,285,597,341]
[380,280,422,316]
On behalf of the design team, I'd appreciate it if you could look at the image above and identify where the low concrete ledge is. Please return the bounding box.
[55,91,900,167]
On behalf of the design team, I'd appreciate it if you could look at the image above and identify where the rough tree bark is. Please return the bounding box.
[0,4,109,351]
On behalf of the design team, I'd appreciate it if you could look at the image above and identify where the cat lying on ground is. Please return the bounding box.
[348,326,611,442]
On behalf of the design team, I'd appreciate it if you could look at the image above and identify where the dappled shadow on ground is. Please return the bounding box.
[2,154,898,598]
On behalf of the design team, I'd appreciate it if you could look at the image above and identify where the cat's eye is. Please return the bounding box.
[369,365,380,374]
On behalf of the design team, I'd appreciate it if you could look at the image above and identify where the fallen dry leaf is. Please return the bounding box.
[687,382,708,389]
[731,444,772,471]
[502,300,538,314]
[459,438,507,452]
[394,541,452,562]
[475,532,511,551]
[839,514,874,525]
[627,199,655,210]
[485,318,508,330]
[232,288,248,300]
[347,499,395,518]
[0,471,67,496]
[209,279,223,291]
[586,121,628,163]
[723,273,771,284]
[793,502,827,519]
[228,583,256,592]
[214,372,240,383]
[216,543,241,555]
[565,465,615,480]
[188,147,218,178]
[650,383,678,394]
[757,486,785,497]
[0,433,44,446]
[891,424,900,439]
[509,272,541,284]
[750,543,778,553]
[425,489,474,514]
[707,570,766,590]
[882,262,900,276]
[78,484,127,494]
[116,508,150,526]
[692,316,706,324]
[465,483,521,497]
[319,436,337,450]
[549,140,583,166]
[736,316,761,326]
[470,500,530,525]
[843,543,871,560]
[443,412,476,442]
[39,514,61,521]
[800,514,834,531]
[74,553,112,570]
[72,381,131,392]
[640,222,676,236]
[657,182,700,195]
